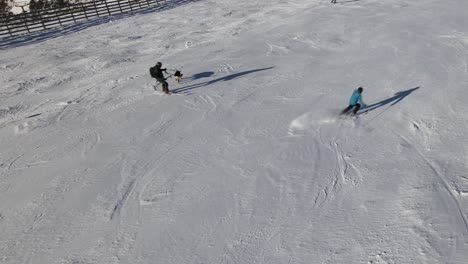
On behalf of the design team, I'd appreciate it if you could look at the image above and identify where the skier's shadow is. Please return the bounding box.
[364,87,420,113]
[336,0,361,3]
[172,67,274,93]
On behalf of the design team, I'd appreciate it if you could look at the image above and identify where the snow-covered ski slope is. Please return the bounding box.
[1,0,468,263]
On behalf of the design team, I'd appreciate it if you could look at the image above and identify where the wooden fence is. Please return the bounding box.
[0,0,166,38]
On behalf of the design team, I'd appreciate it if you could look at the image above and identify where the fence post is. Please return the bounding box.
[2,15,14,37]
[37,11,47,31]
[69,5,77,23]
[56,9,63,26]
[93,1,99,17]
[117,0,123,13]
[104,0,112,16]
[22,12,30,33]
[82,3,89,20]
[128,0,134,12]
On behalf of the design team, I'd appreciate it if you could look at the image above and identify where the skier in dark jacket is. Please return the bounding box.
[153,62,170,94]
[341,87,367,115]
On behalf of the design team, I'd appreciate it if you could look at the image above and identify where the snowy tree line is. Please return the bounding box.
[0,0,13,14]
[28,0,80,12]
[1,0,90,14]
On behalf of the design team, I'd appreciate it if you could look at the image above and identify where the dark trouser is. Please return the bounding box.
[156,78,169,93]
[341,103,361,115]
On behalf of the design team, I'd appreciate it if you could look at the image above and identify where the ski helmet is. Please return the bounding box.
[155,62,162,68]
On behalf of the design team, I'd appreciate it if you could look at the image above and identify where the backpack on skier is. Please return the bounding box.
[149,66,158,78]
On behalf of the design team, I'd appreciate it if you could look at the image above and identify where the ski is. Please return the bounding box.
[153,88,190,96]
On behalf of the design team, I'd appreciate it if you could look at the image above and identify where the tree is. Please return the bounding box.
[29,0,72,11]
[53,0,70,9]
[29,0,54,11]
[0,0,13,14]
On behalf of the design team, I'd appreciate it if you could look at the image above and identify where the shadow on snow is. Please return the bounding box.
[335,0,361,4]
[362,86,420,114]
[189,71,215,81]
[172,67,274,93]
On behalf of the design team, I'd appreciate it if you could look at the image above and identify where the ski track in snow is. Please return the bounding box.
[110,179,136,220]
[394,131,468,233]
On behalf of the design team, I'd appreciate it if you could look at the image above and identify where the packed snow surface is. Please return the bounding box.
[1,0,468,263]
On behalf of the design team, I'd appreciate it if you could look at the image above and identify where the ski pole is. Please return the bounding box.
[154,80,161,89]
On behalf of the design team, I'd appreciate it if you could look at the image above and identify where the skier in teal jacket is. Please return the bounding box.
[341,87,367,115]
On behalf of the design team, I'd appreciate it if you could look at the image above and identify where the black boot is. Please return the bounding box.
[341,105,353,115]
[352,104,361,115]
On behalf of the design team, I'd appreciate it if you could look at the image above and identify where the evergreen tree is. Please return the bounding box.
[29,0,72,11]
[53,0,70,9]
[29,0,52,11]
[0,0,13,14]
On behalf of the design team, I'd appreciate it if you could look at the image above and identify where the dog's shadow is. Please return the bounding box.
[175,71,213,84]
[173,67,274,93]
[191,71,215,80]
